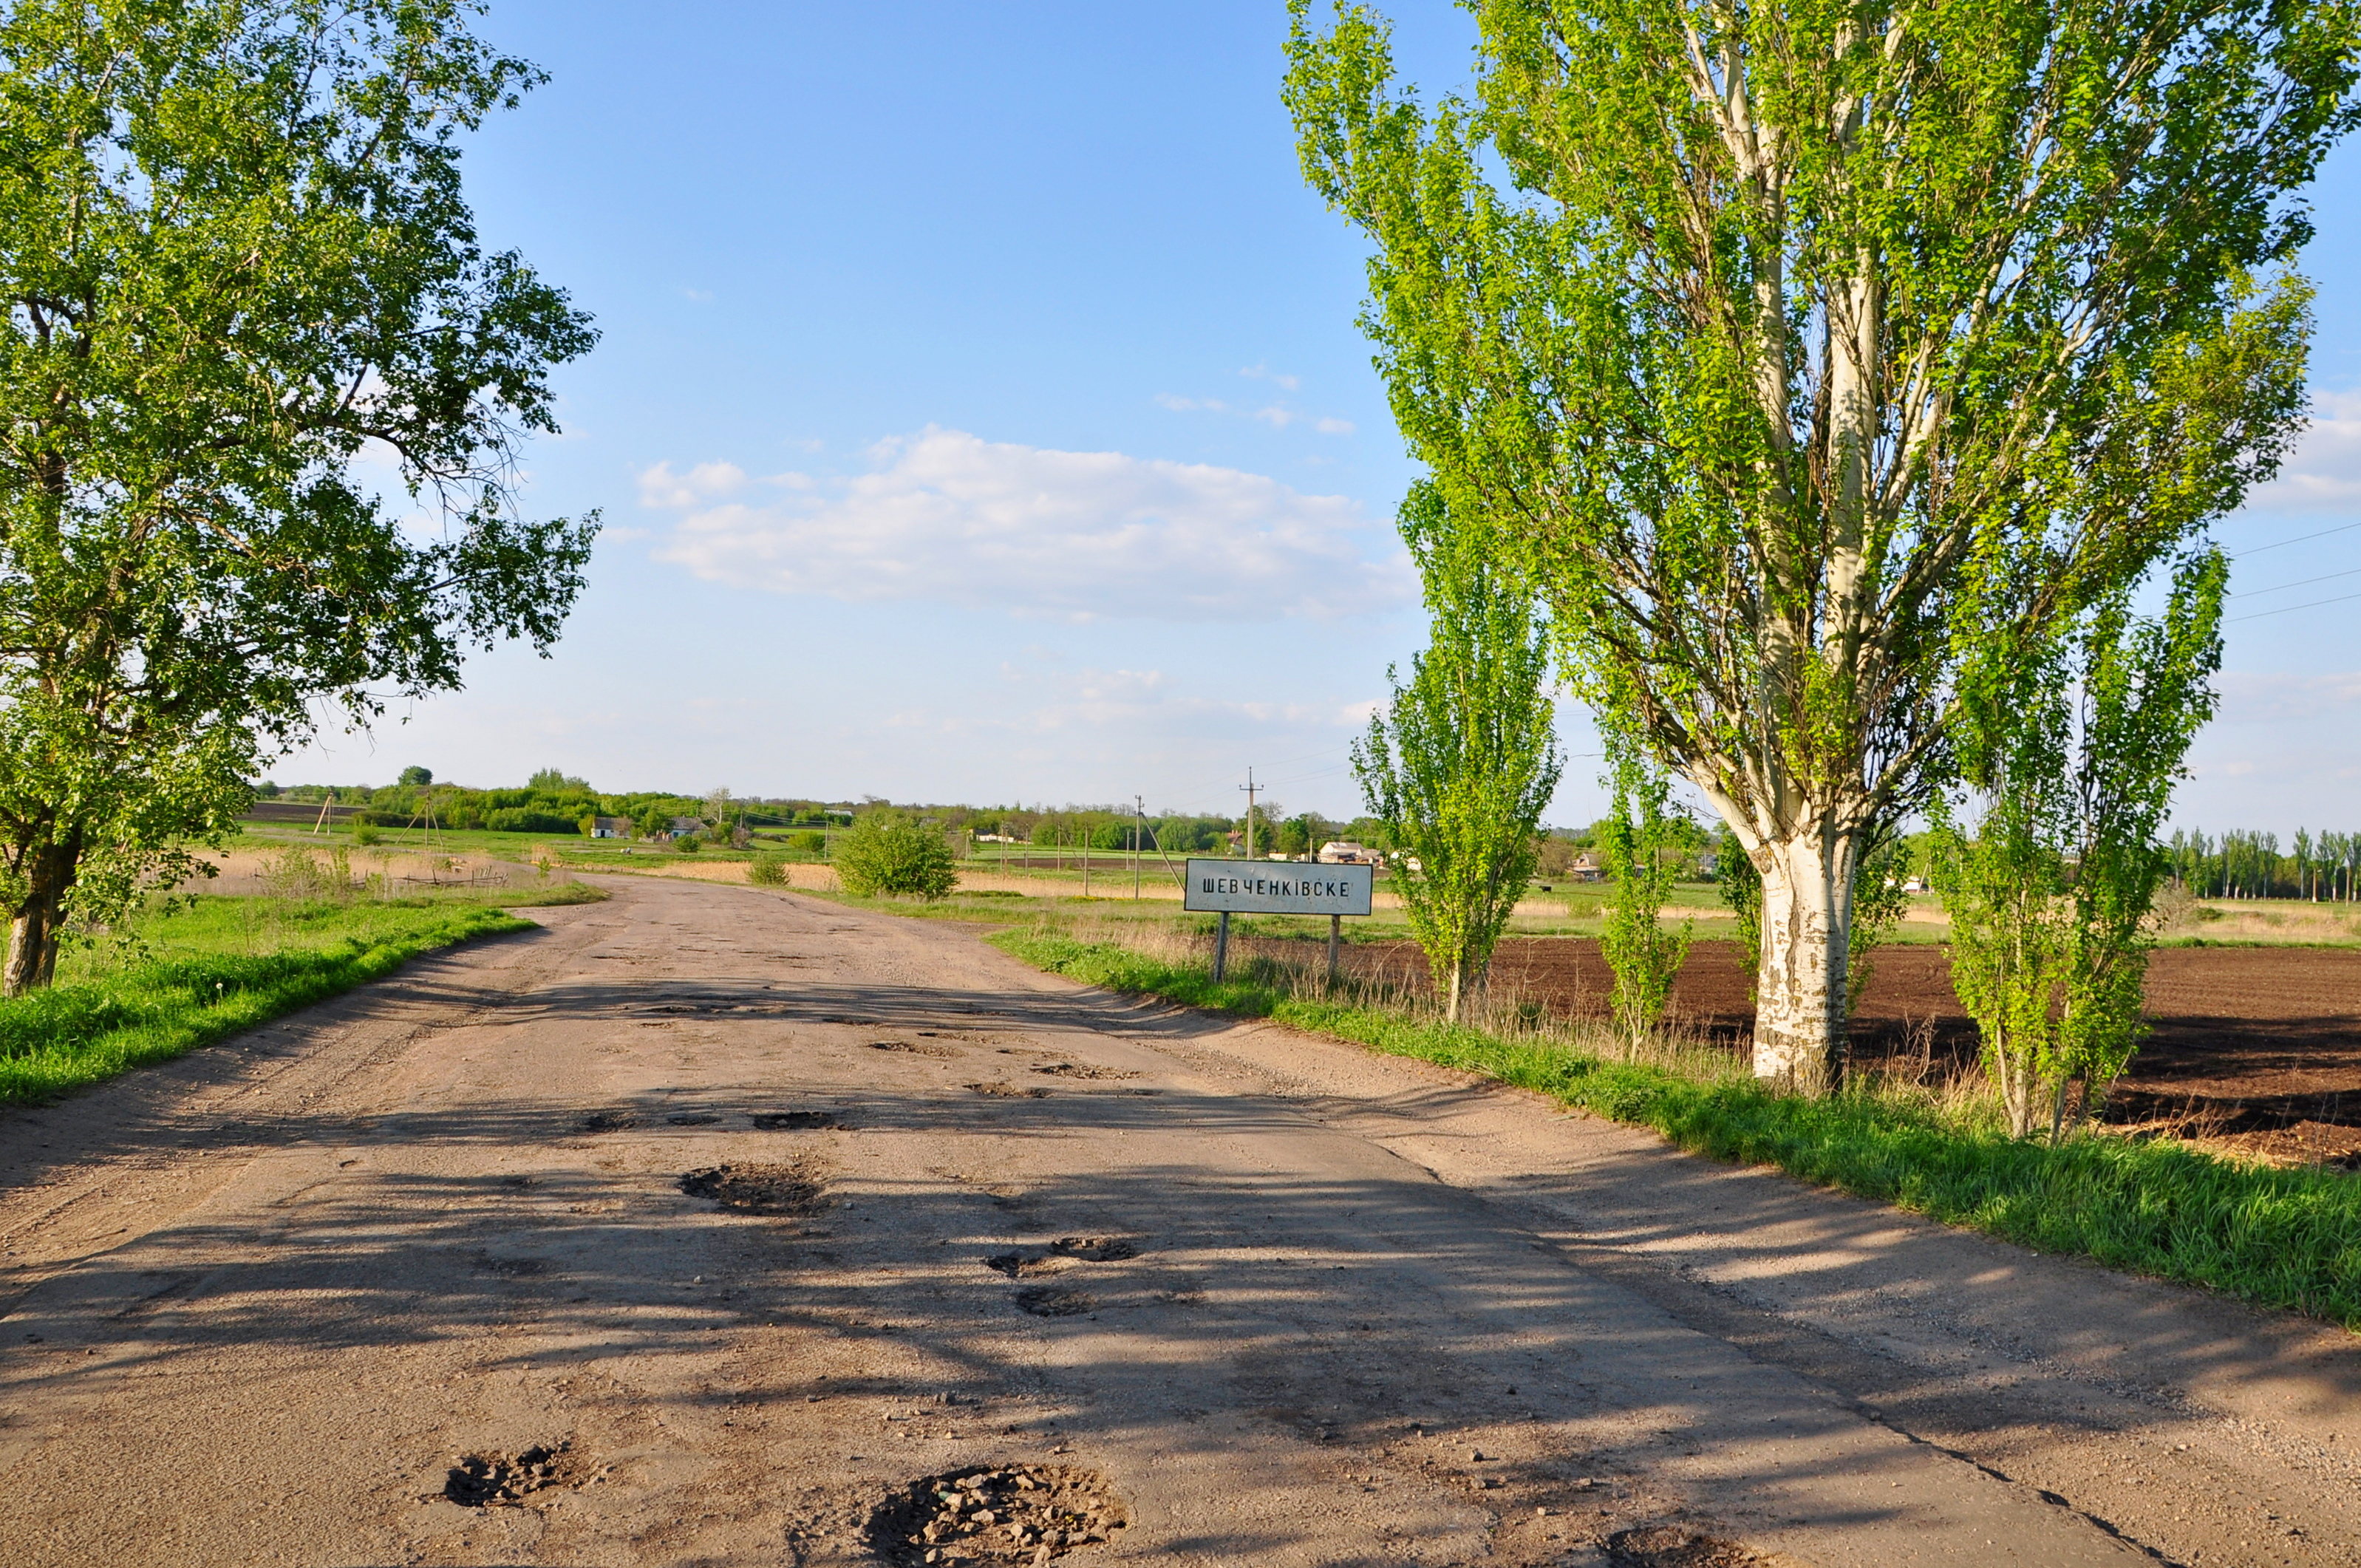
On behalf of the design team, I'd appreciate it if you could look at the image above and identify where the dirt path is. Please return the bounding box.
[1,879,2354,1567]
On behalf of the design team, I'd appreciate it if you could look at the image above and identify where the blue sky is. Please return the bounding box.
[282,3,2361,834]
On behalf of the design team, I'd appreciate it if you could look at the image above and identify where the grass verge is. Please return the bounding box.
[1,901,534,1106]
[991,927,2361,1330]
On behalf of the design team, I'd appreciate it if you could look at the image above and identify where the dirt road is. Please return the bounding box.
[2,879,2357,1567]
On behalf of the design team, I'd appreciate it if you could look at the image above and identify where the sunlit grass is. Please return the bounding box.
[0,887,581,1105]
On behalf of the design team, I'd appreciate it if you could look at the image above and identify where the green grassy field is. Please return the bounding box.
[245,819,2354,947]
[0,882,601,1107]
[990,924,2361,1330]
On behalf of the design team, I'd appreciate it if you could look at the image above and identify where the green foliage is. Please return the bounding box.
[1597,753,1693,1043]
[788,831,828,856]
[746,854,788,887]
[1716,834,1762,980]
[398,767,434,788]
[0,903,527,1104]
[0,1,599,992]
[484,808,579,835]
[992,927,2361,1329]
[1283,0,2348,1080]
[1355,483,1563,1021]
[834,812,959,900]
[1936,555,2227,1139]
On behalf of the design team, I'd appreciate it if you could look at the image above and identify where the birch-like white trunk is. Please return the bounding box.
[1752,831,1860,1094]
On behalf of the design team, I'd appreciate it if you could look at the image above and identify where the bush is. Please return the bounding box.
[674,834,701,853]
[788,830,827,855]
[484,807,578,834]
[350,825,381,847]
[834,813,958,900]
[746,855,787,886]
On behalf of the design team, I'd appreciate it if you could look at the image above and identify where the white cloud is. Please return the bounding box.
[1158,387,1355,437]
[1241,363,1302,391]
[637,460,749,508]
[647,426,1411,622]
[2246,389,2361,511]
[2210,669,2361,722]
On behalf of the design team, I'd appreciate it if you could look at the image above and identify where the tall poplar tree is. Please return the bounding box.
[1355,481,1563,1023]
[0,1,597,992]
[1286,0,2355,1091]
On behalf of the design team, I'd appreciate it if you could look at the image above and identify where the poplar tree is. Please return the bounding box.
[1595,750,1691,1046]
[1355,482,1562,1023]
[1286,0,2353,1091]
[0,1,597,992]
[1935,553,2225,1139]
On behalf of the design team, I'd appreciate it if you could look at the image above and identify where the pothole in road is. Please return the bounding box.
[443,1440,594,1507]
[1012,1286,1094,1318]
[752,1110,850,1131]
[872,1040,960,1058]
[1030,1063,1139,1080]
[986,1252,1065,1278]
[679,1161,825,1216]
[1050,1236,1139,1261]
[665,1111,721,1125]
[868,1464,1129,1564]
[989,1238,1137,1275]
[577,1109,641,1134]
[1606,1525,1774,1567]
[968,1082,1051,1099]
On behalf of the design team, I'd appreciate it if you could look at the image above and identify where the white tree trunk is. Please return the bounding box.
[1753,831,1860,1094]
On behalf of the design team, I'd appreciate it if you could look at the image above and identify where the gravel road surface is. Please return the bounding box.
[1,876,2356,1567]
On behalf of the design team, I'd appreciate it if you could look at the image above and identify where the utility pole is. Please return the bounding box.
[1239,768,1258,861]
[1134,795,1144,901]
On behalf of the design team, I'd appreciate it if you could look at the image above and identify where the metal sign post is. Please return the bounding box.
[1183,859,1375,984]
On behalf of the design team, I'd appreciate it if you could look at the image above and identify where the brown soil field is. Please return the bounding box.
[1246,935,2361,1165]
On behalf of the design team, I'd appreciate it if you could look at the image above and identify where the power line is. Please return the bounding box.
[2231,519,2361,559]
[2233,564,2361,599]
[2229,588,2361,623]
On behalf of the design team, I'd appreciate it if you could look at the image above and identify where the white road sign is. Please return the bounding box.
[1182,858,1374,916]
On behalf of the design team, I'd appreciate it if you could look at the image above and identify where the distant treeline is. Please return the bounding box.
[248,777,1708,871]
[2167,829,2360,901]
[260,770,843,836]
[253,781,1398,855]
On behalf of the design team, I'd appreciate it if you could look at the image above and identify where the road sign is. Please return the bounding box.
[1183,859,1374,916]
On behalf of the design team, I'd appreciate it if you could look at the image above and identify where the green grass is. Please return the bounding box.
[991,927,2361,1329]
[1,893,544,1106]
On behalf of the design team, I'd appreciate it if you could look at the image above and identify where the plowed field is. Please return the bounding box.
[1248,935,2361,1165]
